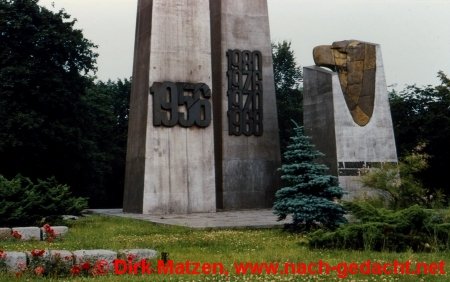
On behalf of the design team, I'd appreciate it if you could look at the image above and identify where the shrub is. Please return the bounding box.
[360,146,446,209]
[0,175,88,226]
[308,202,450,251]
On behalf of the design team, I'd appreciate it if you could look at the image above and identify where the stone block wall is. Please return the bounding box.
[0,226,68,241]
[0,249,157,273]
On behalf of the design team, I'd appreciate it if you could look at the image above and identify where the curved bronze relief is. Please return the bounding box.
[313,40,376,126]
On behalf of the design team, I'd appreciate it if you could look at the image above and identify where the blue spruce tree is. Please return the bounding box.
[273,122,346,230]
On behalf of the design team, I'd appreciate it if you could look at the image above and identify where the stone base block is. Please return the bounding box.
[12,227,40,240]
[118,249,158,261]
[3,251,27,272]
[73,250,117,270]
[25,249,50,261]
[48,250,74,267]
[41,226,69,239]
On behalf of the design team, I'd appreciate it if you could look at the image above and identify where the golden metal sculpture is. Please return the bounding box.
[313,40,376,126]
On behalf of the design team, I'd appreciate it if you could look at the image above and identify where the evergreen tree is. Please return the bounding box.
[273,122,346,231]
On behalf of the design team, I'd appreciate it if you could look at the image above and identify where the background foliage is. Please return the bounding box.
[389,72,450,203]
[0,0,129,207]
[360,148,448,209]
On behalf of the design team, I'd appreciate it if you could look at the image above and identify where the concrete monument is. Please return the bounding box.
[210,0,281,209]
[303,40,397,198]
[124,0,280,213]
[123,0,216,214]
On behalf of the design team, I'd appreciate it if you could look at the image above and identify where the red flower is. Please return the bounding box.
[34,266,45,276]
[11,230,22,239]
[64,255,73,261]
[31,249,46,257]
[17,262,26,271]
[70,265,81,276]
[127,253,137,262]
[92,259,109,275]
[43,224,56,241]
[81,261,91,270]
[0,250,6,259]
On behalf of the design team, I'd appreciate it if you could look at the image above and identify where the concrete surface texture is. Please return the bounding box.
[303,43,398,199]
[210,0,281,210]
[124,0,216,214]
[89,209,287,229]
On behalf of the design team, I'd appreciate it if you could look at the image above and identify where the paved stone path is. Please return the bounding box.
[88,209,289,229]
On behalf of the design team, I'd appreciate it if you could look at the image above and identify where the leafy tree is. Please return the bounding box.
[0,0,104,203]
[0,0,131,208]
[273,122,346,231]
[272,41,303,153]
[389,72,450,202]
[273,41,302,93]
[0,0,97,181]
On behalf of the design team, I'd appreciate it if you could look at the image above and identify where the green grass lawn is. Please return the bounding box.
[1,215,449,281]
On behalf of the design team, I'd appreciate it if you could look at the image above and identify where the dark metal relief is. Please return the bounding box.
[226,49,263,136]
[151,82,212,128]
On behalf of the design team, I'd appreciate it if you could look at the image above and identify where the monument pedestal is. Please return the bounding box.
[303,44,397,199]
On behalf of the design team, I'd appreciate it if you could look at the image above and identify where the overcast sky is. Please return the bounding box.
[39,0,450,90]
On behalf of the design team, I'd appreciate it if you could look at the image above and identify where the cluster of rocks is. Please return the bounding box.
[0,249,158,273]
[0,226,68,241]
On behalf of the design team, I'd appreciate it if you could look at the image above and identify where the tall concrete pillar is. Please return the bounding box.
[210,0,281,209]
[124,0,216,214]
[303,41,398,199]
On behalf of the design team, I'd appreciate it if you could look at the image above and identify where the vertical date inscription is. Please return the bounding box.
[151,82,212,128]
[227,49,263,136]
